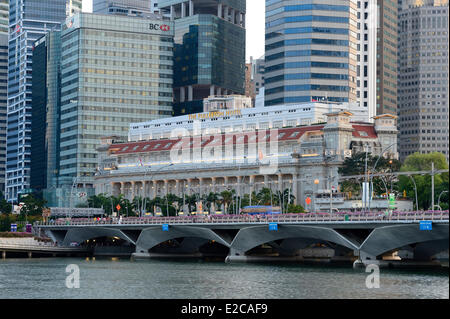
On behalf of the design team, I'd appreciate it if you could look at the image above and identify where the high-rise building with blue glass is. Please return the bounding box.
[158,0,246,115]
[264,0,359,108]
[0,0,7,196]
[6,0,82,203]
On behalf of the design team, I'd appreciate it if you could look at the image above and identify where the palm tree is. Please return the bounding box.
[220,190,234,214]
[206,192,220,213]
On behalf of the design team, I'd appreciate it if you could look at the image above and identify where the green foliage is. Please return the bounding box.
[287,204,305,214]
[339,152,402,196]
[0,199,12,215]
[20,195,47,217]
[398,152,449,210]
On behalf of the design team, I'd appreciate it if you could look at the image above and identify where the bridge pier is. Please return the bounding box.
[28,252,32,258]
[2,251,5,259]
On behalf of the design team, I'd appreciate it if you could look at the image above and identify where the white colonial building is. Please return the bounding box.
[95,111,399,209]
[128,102,370,142]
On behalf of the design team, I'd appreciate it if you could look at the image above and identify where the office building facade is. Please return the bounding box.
[6,0,81,202]
[398,0,449,162]
[93,0,160,15]
[264,0,359,108]
[31,32,62,195]
[159,0,246,115]
[0,0,7,34]
[0,34,6,195]
[375,0,398,115]
[53,13,174,206]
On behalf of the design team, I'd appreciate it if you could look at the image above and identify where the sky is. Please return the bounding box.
[82,0,265,62]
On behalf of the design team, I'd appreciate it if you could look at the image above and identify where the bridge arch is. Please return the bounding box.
[359,224,449,259]
[229,225,359,256]
[135,226,231,253]
[62,227,137,247]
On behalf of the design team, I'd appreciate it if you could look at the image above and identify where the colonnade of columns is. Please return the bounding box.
[109,173,299,204]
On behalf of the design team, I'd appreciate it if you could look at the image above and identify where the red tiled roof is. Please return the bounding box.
[109,124,376,155]
[352,124,377,139]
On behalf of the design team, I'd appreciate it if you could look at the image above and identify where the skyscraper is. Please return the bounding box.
[376,0,398,115]
[0,34,7,196]
[51,12,174,207]
[158,0,246,115]
[0,0,7,34]
[398,0,449,162]
[6,0,82,203]
[31,32,62,197]
[264,0,359,108]
[356,0,377,119]
[0,0,7,196]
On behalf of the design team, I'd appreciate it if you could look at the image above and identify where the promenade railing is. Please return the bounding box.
[34,211,449,227]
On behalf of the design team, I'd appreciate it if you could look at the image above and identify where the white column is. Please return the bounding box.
[231,8,236,24]
[189,0,194,16]
[187,178,192,196]
[218,3,223,18]
[278,174,283,192]
[237,176,242,196]
[181,2,186,18]
[292,174,298,205]
[241,13,245,28]
[121,182,126,196]
[180,87,185,103]
[170,5,174,20]
[199,178,204,197]
[188,85,193,101]
[131,181,136,200]
[175,180,180,197]
[151,181,156,199]
[210,85,215,97]
[217,87,222,96]
[164,180,169,196]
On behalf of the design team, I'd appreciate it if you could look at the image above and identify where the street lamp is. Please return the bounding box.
[313,179,320,212]
[368,142,396,212]
[408,175,419,211]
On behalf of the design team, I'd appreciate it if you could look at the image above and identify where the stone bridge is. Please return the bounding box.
[34,211,449,264]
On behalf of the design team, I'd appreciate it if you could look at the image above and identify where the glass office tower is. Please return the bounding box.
[55,13,174,207]
[6,0,81,203]
[31,32,62,197]
[159,0,246,115]
[0,34,6,195]
[264,0,358,107]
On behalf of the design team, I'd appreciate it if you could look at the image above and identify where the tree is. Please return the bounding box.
[220,190,234,214]
[0,199,12,215]
[20,194,47,217]
[339,152,402,196]
[398,152,449,210]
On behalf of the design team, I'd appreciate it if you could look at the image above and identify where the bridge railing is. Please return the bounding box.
[34,211,449,227]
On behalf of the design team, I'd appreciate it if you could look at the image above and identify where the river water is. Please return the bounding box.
[0,258,448,299]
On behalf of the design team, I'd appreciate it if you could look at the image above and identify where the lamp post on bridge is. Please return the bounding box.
[368,142,396,213]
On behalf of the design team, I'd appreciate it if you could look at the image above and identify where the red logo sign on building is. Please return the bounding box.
[160,24,170,31]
